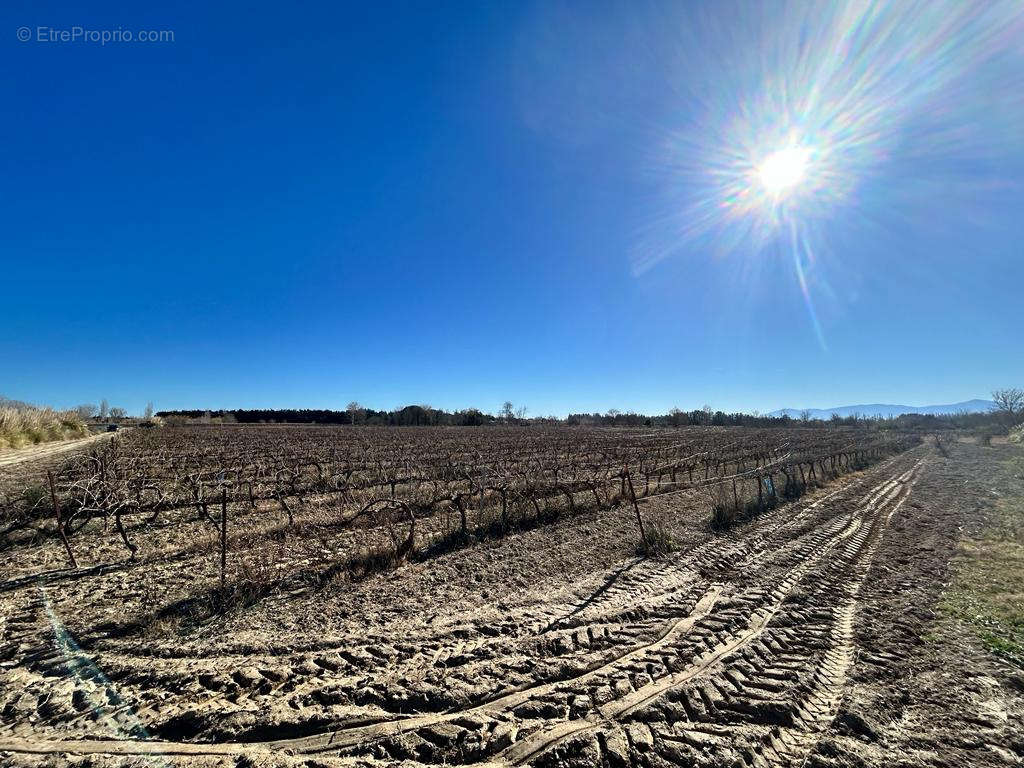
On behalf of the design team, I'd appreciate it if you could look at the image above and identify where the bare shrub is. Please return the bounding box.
[992,388,1024,429]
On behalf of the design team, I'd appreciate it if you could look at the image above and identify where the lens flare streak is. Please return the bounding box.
[40,586,170,766]
[635,0,1024,346]
[791,220,827,352]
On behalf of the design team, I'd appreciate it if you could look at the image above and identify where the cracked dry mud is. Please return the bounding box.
[2,441,1022,768]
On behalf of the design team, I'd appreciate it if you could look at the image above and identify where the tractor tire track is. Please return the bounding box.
[498,459,924,767]
[0,452,928,764]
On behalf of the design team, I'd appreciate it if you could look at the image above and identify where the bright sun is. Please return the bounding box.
[758,146,811,195]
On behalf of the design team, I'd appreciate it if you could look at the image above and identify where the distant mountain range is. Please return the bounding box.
[769,399,995,420]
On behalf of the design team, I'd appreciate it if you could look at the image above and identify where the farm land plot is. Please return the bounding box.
[0,426,1021,768]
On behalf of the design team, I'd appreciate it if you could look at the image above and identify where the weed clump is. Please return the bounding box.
[1009,424,1023,445]
[637,522,676,557]
[709,483,736,530]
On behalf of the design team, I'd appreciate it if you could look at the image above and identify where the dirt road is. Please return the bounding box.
[0,432,116,469]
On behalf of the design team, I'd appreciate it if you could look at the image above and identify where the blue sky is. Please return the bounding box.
[3,1,1022,417]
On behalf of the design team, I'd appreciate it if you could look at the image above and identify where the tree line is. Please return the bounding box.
[75,400,154,421]
[156,405,495,427]
[156,389,1023,431]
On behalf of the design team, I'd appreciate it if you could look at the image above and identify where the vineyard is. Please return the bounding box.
[0,425,1020,768]
[3,426,919,580]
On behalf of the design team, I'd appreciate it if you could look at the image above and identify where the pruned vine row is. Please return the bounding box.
[2,426,920,577]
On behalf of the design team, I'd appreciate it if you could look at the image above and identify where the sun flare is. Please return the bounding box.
[758,145,811,196]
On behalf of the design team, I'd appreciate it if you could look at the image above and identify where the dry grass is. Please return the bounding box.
[941,451,1024,667]
[0,398,89,449]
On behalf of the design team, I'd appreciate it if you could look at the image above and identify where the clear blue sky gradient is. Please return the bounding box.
[3,1,1022,416]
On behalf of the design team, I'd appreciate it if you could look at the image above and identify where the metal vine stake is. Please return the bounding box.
[47,470,77,568]
[220,488,227,589]
[624,462,646,543]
